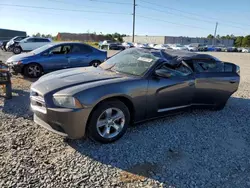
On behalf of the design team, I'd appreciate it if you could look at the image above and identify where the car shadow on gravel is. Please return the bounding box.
[1,89,32,119]
[67,96,250,186]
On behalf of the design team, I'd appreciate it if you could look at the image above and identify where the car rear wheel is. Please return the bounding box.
[90,60,101,67]
[88,100,130,143]
[13,47,22,54]
[24,64,43,78]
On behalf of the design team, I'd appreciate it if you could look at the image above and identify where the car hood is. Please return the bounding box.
[6,53,35,63]
[31,67,125,95]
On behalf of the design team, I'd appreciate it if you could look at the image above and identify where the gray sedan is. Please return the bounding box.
[30,48,240,143]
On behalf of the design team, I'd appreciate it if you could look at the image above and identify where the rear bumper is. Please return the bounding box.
[32,105,92,139]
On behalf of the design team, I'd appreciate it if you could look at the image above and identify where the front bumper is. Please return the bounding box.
[32,104,92,139]
[9,64,24,74]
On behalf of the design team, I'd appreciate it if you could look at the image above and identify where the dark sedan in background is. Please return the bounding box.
[6,42,107,78]
[30,48,240,143]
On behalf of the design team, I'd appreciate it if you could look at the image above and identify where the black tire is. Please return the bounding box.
[5,83,12,99]
[24,63,43,78]
[13,47,22,54]
[90,60,101,67]
[88,100,130,143]
[212,101,226,111]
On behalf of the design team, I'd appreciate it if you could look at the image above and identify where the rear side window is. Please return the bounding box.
[34,38,50,42]
[27,38,35,42]
[193,60,223,72]
[71,44,92,53]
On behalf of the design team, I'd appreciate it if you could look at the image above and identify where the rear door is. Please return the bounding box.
[21,38,35,51]
[68,44,93,67]
[191,59,240,105]
[34,38,49,49]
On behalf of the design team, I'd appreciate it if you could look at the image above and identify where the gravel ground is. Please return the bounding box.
[1,50,250,188]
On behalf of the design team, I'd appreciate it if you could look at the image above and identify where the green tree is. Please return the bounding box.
[33,32,41,37]
[242,35,250,47]
[235,36,244,47]
[216,35,220,39]
[207,34,214,39]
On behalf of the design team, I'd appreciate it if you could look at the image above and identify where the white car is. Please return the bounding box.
[6,36,27,51]
[185,45,198,52]
[154,44,172,50]
[13,37,51,54]
[171,44,188,50]
[242,48,250,53]
[122,42,134,48]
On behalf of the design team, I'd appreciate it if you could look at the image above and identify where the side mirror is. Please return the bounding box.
[155,69,172,78]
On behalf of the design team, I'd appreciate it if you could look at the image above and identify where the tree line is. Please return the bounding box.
[207,34,250,47]
[32,32,127,42]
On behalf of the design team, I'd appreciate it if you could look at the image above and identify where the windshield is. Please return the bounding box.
[31,44,55,54]
[100,48,159,76]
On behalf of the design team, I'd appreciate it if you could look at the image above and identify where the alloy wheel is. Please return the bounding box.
[96,108,125,139]
[28,65,41,77]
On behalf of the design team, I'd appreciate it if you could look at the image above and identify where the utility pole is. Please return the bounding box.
[213,22,218,45]
[132,0,136,43]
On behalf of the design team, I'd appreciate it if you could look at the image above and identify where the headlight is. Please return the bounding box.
[12,61,22,65]
[53,96,82,109]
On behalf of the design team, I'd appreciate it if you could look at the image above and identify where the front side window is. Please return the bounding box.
[49,45,62,55]
[159,63,192,77]
[100,48,158,76]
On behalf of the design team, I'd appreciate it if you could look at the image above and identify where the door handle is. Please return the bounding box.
[230,81,236,84]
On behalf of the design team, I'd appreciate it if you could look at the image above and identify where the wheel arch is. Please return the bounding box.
[86,95,135,130]
[22,62,44,74]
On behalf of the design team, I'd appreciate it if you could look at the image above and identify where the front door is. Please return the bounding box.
[147,62,195,118]
[40,45,71,72]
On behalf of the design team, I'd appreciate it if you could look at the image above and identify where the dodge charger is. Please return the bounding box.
[30,48,240,143]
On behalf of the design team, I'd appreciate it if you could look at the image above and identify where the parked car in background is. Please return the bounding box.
[0,40,9,51]
[122,42,134,49]
[30,48,240,143]
[6,42,107,78]
[99,40,124,50]
[225,47,238,52]
[206,45,221,52]
[242,48,250,53]
[109,43,125,50]
[134,43,148,48]
[171,44,188,50]
[185,44,198,52]
[149,43,157,48]
[6,36,27,52]
[154,44,172,50]
[13,37,51,54]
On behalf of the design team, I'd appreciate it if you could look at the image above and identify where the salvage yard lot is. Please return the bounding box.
[0,50,250,187]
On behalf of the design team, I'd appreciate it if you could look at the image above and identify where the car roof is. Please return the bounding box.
[163,49,218,61]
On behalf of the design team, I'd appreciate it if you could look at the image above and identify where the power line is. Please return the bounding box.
[138,0,250,28]
[0,3,131,15]
[89,0,132,5]
[137,15,209,30]
[138,5,215,24]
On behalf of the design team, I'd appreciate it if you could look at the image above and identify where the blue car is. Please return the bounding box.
[6,42,107,78]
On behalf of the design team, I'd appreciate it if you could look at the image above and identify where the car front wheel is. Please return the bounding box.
[13,47,22,54]
[88,100,130,143]
[24,64,43,78]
